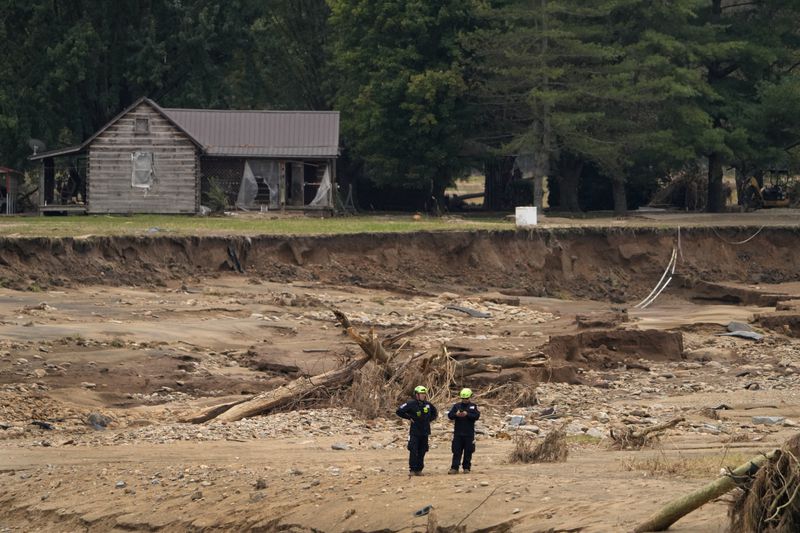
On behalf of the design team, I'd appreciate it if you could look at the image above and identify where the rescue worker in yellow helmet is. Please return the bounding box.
[447,388,480,474]
[396,385,438,476]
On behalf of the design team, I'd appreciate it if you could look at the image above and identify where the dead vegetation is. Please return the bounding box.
[729,434,800,533]
[510,424,568,464]
[186,306,556,423]
[480,382,539,408]
[635,436,800,532]
[621,450,752,479]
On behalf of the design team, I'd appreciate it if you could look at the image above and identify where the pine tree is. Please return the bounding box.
[471,0,707,215]
[693,0,800,210]
[329,0,480,208]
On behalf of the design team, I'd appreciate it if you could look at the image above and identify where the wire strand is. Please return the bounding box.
[711,226,765,245]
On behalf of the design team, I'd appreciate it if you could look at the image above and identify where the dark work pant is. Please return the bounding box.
[451,435,475,470]
[408,434,429,472]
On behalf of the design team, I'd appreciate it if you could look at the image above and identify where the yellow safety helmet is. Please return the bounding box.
[459,388,473,399]
[414,385,428,394]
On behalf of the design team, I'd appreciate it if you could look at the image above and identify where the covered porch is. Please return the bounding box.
[200,157,336,213]
[29,145,88,215]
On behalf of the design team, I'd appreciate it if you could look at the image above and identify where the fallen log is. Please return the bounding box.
[181,310,408,423]
[610,417,685,450]
[453,355,550,378]
[213,355,372,423]
[634,449,778,532]
[383,323,425,347]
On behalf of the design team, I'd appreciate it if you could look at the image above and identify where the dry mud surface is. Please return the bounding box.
[2,226,800,532]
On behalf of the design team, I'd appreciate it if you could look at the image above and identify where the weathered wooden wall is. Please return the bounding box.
[88,101,199,214]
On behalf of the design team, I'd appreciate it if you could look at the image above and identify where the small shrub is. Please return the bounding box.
[27,282,42,292]
[510,425,568,464]
[203,177,229,213]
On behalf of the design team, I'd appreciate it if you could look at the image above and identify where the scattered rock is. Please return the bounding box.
[752,416,785,425]
[86,413,111,430]
[586,428,605,439]
[508,415,525,427]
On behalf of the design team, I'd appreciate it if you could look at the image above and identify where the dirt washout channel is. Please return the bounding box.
[0,227,798,301]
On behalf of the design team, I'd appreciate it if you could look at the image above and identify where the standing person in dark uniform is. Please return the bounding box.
[447,388,480,474]
[396,385,438,476]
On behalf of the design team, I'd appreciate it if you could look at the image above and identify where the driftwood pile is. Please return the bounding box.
[182,309,547,424]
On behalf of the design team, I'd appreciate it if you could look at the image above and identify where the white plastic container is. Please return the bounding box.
[515,206,538,227]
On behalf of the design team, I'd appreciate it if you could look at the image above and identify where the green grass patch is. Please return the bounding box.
[0,214,511,238]
[621,451,752,478]
[566,434,602,445]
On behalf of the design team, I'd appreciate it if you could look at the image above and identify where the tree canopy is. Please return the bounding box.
[1,0,799,213]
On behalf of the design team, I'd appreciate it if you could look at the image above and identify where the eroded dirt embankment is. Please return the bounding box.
[0,227,797,300]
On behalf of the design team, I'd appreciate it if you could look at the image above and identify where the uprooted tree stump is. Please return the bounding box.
[729,433,800,533]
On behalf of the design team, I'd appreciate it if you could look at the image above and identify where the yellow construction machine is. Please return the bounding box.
[741,170,794,209]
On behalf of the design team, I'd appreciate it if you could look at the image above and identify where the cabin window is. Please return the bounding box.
[134,118,150,134]
[131,151,155,189]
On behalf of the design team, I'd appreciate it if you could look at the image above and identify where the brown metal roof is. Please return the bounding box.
[30,97,203,161]
[30,98,340,161]
[161,108,340,158]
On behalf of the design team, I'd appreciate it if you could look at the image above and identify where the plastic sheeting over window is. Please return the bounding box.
[131,151,155,189]
[237,160,280,210]
[236,160,332,209]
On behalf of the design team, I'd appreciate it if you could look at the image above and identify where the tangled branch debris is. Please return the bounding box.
[183,307,550,423]
[730,434,800,533]
[609,417,685,450]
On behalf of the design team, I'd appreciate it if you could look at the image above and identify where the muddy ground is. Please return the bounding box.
[2,223,800,532]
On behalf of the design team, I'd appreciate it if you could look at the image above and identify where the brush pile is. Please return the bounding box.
[509,424,568,463]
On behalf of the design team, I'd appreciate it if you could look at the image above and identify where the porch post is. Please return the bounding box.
[43,157,55,207]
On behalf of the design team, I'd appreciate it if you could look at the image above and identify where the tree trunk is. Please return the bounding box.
[483,156,515,210]
[534,0,550,211]
[533,174,544,209]
[181,355,373,423]
[634,449,777,532]
[427,177,449,214]
[453,354,548,378]
[611,176,627,216]
[182,310,393,424]
[707,152,724,212]
[558,156,582,212]
[734,164,747,206]
[212,356,371,423]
